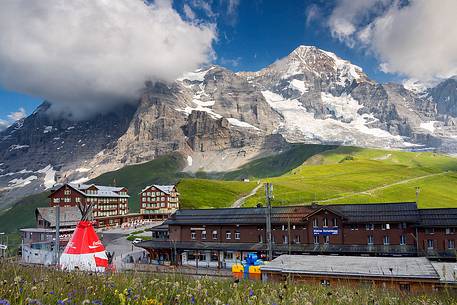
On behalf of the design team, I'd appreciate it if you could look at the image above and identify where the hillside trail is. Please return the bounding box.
[231,183,263,208]
[318,171,448,203]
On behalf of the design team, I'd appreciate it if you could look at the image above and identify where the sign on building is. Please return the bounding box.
[313,228,338,235]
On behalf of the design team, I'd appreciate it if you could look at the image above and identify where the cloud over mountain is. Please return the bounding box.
[0,0,216,119]
[327,0,457,82]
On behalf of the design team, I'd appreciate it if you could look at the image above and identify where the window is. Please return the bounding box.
[366,224,374,230]
[142,197,146,202]
[64,189,71,195]
[382,223,390,230]
[427,239,434,249]
[161,202,165,208]
[448,240,455,249]
[323,218,328,227]
[283,235,288,244]
[399,222,407,229]
[425,228,435,235]
[53,198,60,203]
[191,231,196,240]
[399,284,410,292]
[64,197,71,203]
[75,197,80,203]
[350,224,358,231]
[258,235,263,243]
[383,236,390,245]
[332,218,338,227]
[226,231,232,240]
[446,228,456,235]
[212,230,218,240]
[235,231,240,240]
[324,235,330,244]
[313,218,318,227]
[313,235,319,244]
[367,235,374,245]
[294,235,301,243]
[320,280,330,287]
[400,235,406,245]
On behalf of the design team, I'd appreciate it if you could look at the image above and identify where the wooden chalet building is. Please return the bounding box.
[139,185,179,220]
[137,202,457,267]
[48,183,140,227]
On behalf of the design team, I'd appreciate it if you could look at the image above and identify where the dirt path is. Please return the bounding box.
[319,172,448,203]
[231,183,263,208]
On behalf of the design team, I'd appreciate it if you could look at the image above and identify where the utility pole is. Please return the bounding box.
[415,187,421,204]
[55,204,60,266]
[288,217,291,255]
[265,183,273,261]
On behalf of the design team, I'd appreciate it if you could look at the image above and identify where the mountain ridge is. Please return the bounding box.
[1,44,457,209]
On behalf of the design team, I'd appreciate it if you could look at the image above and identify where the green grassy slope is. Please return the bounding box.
[90,153,189,212]
[178,179,256,209]
[2,145,457,233]
[1,145,326,232]
[244,147,457,208]
[0,192,49,233]
[218,144,336,180]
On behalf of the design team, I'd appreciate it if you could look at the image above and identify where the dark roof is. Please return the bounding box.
[166,202,421,225]
[419,209,457,227]
[328,202,419,223]
[148,223,169,232]
[36,206,81,227]
[166,205,314,225]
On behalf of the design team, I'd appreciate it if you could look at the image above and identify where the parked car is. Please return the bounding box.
[132,238,143,244]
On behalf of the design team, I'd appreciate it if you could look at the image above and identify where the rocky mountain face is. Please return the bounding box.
[1,45,456,209]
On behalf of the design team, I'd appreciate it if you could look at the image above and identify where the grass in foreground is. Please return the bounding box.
[1,262,456,305]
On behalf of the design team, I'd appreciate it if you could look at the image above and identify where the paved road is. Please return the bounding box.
[231,184,263,208]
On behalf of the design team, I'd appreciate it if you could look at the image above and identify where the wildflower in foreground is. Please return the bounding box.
[0,299,10,305]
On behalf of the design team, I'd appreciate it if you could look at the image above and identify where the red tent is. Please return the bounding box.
[60,221,108,272]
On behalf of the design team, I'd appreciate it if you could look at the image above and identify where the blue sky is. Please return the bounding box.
[2,0,447,126]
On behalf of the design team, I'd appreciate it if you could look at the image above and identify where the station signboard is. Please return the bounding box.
[313,228,338,235]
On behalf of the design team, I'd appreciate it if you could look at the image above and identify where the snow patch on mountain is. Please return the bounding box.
[178,67,215,82]
[420,121,439,133]
[261,90,405,147]
[37,165,56,189]
[226,118,260,130]
[8,175,38,189]
[403,79,429,94]
[289,79,309,94]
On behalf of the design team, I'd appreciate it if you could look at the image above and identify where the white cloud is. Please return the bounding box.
[0,119,9,131]
[0,107,27,131]
[226,0,240,25]
[0,0,216,119]
[183,4,197,20]
[7,107,27,122]
[327,0,457,82]
[305,4,321,27]
[219,57,242,68]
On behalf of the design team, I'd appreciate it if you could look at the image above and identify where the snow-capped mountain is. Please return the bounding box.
[1,45,456,209]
